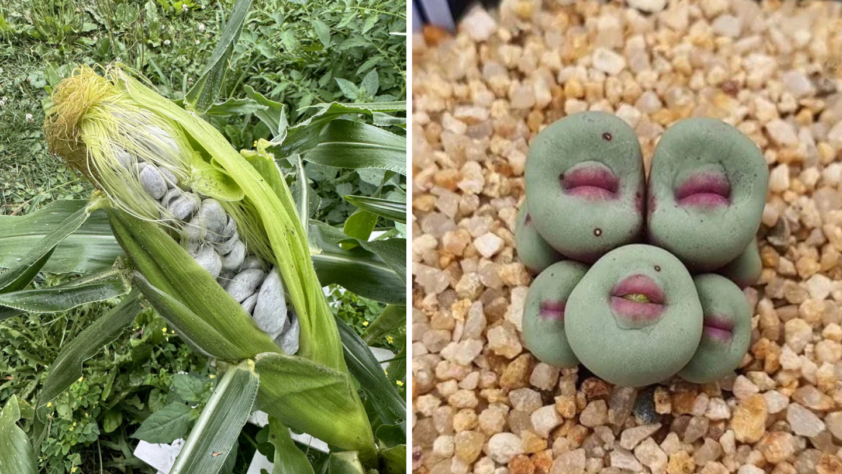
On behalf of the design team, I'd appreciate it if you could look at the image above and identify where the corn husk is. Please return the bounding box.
[45,65,375,461]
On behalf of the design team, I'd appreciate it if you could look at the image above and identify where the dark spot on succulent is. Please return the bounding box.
[594,228,602,237]
[654,265,661,272]
[525,213,532,225]
[602,132,612,141]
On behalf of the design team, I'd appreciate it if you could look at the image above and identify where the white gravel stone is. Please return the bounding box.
[474,232,504,258]
[628,0,667,13]
[460,7,497,42]
[787,403,825,437]
[592,48,627,75]
[487,433,524,464]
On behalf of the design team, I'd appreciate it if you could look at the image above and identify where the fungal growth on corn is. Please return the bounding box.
[518,112,768,387]
[44,66,299,354]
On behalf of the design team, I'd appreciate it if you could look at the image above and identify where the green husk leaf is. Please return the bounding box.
[189,152,245,201]
[170,360,259,474]
[107,207,279,359]
[327,452,365,474]
[254,352,375,465]
[378,445,406,474]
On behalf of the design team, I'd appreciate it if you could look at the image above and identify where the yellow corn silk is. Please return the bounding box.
[44,66,376,463]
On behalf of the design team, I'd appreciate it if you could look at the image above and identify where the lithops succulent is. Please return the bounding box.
[647,118,768,271]
[524,112,645,263]
[565,244,703,387]
[515,202,563,274]
[679,274,752,384]
[717,238,762,288]
[522,261,588,368]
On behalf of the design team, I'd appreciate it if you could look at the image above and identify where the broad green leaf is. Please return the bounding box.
[269,102,405,157]
[328,452,365,474]
[334,78,359,100]
[268,417,314,474]
[309,222,404,304]
[103,410,123,433]
[0,197,100,292]
[362,305,405,344]
[190,154,245,201]
[343,210,377,241]
[311,19,331,49]
[343,196,405,224]
[374,424,404,449]
[335,316,405,429]
[304,120,406,175]
[359,239,406,284]
[108,208,279,360]
[132,402,196,444]
[360,69,379,97]
[378,445,406,474]
[173,374,206,403]
[243,85,288,139]
[184,0,253,113]
[0,268,129,319]
[0,397,37,474]
[170,361,259,474]
[205,97,268,117]
[35,289,142,413]
[0,200,122,274]
[254,352,375,465]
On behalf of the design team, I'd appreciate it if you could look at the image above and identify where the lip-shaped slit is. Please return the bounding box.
[539,300,566,321]
[675,173,731,207]
[703,314,734,342]
[609,274,665,324]
[561,165,620,200]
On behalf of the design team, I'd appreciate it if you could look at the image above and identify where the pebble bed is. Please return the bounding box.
[410,1,842,473]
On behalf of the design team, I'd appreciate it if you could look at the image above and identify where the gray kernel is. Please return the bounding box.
[198,199,227,242]
[241,293,258,315]
[225,269,266,303]
[252,268,287,338]
[192,244,222,278]
[139,165,167,200]
[275,311,300,355]
[221,241,246,272]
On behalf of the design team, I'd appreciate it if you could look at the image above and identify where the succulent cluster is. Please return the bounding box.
[519,112,768,387]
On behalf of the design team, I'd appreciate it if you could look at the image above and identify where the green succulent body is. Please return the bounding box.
[524,112,645,263]
[646,118,768,272]
[522,261,588,368]
[515,202,563,274]
[679,274,752,384]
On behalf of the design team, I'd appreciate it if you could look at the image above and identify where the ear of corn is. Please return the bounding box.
[44,65,375,460]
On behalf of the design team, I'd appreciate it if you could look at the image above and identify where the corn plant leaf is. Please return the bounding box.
[290,154,311,240]
[309,222,404,304]
[328,452,365,474]
[343,196,405,224]
[0,199,95,293]
[184,0,253,113]
[108,208,279,360]
[311,18,331,49]
[0,396,38,474]
[0,200,123,274]
[374,425,404,449]
[304,120,406,175]
[0,268,129,319]
[254,352,375,463]
[335,316,405,430]
[268,416,314,474]
[358,239,406,284]
[243,85,288,139]
[132,402,197,444]
[378,445,406,474]
[205,97,268,117]
[362,305,405,344]
[170,361,259,474]
[269,102,405,157]
[34,289,142,411]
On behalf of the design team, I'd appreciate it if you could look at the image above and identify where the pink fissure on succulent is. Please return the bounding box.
[610,274,666,324]
[675,173,731,208]
[703,314,734,342]
[561,166,619,200]
[539,300,566,321]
